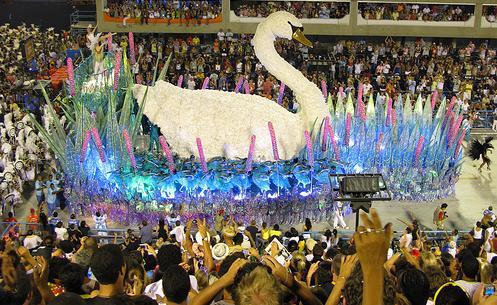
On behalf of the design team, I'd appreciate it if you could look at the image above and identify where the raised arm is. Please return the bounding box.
[263,256,323,305]
[198,218,214,272]
[183,220,195,258]
[354,209,393,305]
[190,258,247,305]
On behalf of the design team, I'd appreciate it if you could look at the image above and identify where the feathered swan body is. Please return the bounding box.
[133,11,328,161]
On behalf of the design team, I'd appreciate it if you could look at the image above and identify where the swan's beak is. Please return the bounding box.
[292,29,312,48]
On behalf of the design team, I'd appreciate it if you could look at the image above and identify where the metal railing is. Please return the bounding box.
[474,110,495,129]
[70,10,97,26]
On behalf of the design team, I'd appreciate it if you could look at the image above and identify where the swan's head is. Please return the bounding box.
[259,11,312,47]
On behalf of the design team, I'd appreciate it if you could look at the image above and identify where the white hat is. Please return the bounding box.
[212,243,229,261]
[195,231,210,244]
[14,160,24,171]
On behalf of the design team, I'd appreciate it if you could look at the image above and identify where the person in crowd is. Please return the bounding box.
[169,220,185,244]
[140,220,154,244]
[23,229,42,249]
[434,203,449,229]
[79,220,91,236]
[68,213,80,227]
[26,207,39,231]
[93,210,108,236]
[86,244,155,304]
[54,221,68,241]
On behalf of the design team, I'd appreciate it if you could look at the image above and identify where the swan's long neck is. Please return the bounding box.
[252,24,328,132]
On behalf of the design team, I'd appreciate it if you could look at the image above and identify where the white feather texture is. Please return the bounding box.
[133,11,328,161]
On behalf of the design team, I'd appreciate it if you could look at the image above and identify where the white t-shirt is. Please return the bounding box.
[456,280,480,299]
[55,227,68,240]
[144,276,198,300]
[23,235,42,250]
[217,31,225,41]
[487,252,497,263]
[170,225,185,244]
[474,227,483,240]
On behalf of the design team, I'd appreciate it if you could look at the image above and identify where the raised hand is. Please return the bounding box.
[221,258,247,285]
[339,254,358,279]
[1,252,17,291]
[262,256,292,287]
[33,256,49,288]
[354,208,392,267]
[186,219,194,232]
[198,218,208,239]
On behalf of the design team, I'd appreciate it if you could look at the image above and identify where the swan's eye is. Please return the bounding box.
[288,21,304,34]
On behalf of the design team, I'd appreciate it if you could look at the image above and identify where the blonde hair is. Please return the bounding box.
[195,270,209,291]
[420,252,440,269]
[480,262,493,284]
[234,266,282,305]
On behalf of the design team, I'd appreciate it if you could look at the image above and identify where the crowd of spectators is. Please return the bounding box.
[0,24,87,217]
[104,0,222,25]
[4,204,497,305]
[125,32,497,126]
[359,3,474,22]
[484,6,497,23]
[233,1,349,19]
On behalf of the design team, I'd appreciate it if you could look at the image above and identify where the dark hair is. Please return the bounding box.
[157,244,182,272]
[219,253,245,278]
[273,224,280,230]
[56,221,63,228]
[233,233,244,245]
[27,230,33,235]
[312,244,324,262]
[159,218,165,227]
[461,255,479,279]
[398,269,430,305]
[48,257,70,283]
[175,220,181,226]
[423,266,449,298]
[59,240,74,254]
[162,265,191,304]
[325,247,339,260]
[405,227,412,234]
[441,203,448,209]
[95,211,101,217]
[43,235,55,248]
[7,212,13,218]
[48,292,86,305]
[324,229,332,239]
[90,244,125,285]
[343,263,396,305]
[59,263,85,294]
[440,252,455,277]
[316,261,332,285]
[434,284,470,305]
[305,218,312,230]
[39,213,48,225]
[142,220,148,226]
[53,212,58,217]
[287,240,298,252]
[70,214,76,219]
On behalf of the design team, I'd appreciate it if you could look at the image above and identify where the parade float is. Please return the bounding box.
[33,12,467,224]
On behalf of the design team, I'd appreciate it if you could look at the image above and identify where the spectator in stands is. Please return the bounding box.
[23,229,42,250]
[88,244,153,304]
[140,220,154,244]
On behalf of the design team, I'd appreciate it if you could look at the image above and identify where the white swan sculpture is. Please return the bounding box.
[133,11,329,161]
